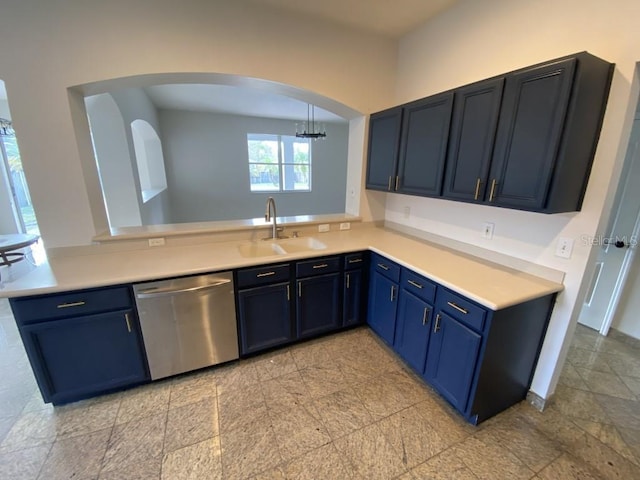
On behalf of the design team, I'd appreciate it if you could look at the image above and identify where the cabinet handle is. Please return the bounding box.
[346,273,350,289]
[257,271,276,278]
[287,284,290,300]
[390,285,396,301]
[447,301,468,314]
[407,279,423,289]
[395,176,399,191]
[298,281,302,298]
[348,258,363,264]
[124,313,132,333]
[489,179,497,202]
[434,313,441,333]
[388,176,393,191]
[56,301,86,309]
[422,307,429,326]
[377,263,389,271]
[312,264,328,269]
[474,178,481,200]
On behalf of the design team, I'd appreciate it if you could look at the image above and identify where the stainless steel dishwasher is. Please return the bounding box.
[133,272,239,380]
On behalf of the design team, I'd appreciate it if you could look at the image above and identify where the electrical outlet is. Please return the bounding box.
[403,206,410,219]
[339,222,351,230]
[148,237,165,247]
[318,224,330,233]
[555,237,574,259]
[482,222,494,239]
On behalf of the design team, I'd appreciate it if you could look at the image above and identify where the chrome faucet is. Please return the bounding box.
[265,197,278,239]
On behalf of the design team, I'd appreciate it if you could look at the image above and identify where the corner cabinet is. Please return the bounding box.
[367,253,556,425]
[368,51,614,213]
[10,286,149,405]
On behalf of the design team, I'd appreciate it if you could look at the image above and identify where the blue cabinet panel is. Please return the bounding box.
[237,282,293,355]
[297,272,342,338]
[394,290,432,375]
[343,269,364,327]
[424,311,482,413]
[21,309,148,404]
[367,270,398,345]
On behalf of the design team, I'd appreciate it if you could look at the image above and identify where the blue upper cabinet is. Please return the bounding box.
[396,92,454,197]
[442,77,504,203]
[365,107,403,191]
[366,52,613,213]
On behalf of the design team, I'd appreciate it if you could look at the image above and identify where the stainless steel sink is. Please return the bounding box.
[237,237,327,258]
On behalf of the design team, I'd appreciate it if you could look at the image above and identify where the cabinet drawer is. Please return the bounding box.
[344,252,366,270]
[401,269,436,304]
[296,256,340,278]
[11,286,133,324]
[371,253,401,282]
[438,289,486,332]
[236,264,290,289]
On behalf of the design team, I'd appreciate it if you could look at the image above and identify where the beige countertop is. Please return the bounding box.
[0,227,563,310]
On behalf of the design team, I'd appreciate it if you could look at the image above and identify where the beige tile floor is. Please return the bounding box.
[1,297,640,479]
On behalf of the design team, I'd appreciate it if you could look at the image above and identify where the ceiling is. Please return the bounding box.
[247,0,459,38]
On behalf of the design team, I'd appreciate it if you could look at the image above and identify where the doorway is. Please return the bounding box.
[578,97,640,337]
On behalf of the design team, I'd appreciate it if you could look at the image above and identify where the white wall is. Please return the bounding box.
[160,110,348,222]
[392,0,640,399]
[0,0,396,247]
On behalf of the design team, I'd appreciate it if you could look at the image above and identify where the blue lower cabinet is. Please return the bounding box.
[237,282,293,355]
[297,272,342,338]
[424,311,482,413]
[367,270,398,345]
[20,309,148,405]
[394,290,433,375]
[343,269,364,327]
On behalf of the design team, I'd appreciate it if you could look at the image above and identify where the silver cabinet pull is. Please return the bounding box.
[434,313,441,333]
[298,281,302,298]
[257,271,276,278]
[407,280,423,289]
[57,301,86,309]
[395,176,399,191]
[474,178,481,200]
[287,284,290,301]
[377,263,389,271]
[348,258,363,264]
[346,273,350,289]
[422,307,429,326]
[312,264,328,269]
[388,176,393,191]
[390,285,396,302]
[124,313,132,333]
[447,301,468,314]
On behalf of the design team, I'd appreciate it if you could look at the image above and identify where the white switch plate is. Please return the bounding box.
[482,222,494,239]
[318,224,330,233]
[555,237,574,259]
[148,237,165,247]
[339,222,351,230]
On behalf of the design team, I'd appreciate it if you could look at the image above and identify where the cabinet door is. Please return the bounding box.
[297,272,342,338]
[21,310,148,404]
[365,107,403,191]
[367,270,398,345]
[397,92,453,196]
[343,269,364,327]
[488,58,576,210]
[424,312,481,413]
[238,282,293,355]
[394,290,433,375]
[442,78,504,202]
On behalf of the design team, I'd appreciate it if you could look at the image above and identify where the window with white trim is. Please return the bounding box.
[247,134,311,192]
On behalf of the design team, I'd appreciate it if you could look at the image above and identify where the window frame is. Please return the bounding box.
[247,133,311,193]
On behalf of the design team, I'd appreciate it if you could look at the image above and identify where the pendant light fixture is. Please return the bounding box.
[295,104,326,140]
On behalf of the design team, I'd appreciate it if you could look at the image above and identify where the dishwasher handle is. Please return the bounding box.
[135,279,231,298]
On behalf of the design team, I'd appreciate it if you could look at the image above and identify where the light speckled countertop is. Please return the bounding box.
[0,227,563,310]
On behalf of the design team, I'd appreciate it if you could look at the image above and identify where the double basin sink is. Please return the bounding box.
[238,237,327,258]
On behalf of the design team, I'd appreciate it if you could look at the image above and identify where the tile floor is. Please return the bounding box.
[1,297,640,479]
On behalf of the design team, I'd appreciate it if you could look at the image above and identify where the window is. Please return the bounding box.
[247,134,311,192]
